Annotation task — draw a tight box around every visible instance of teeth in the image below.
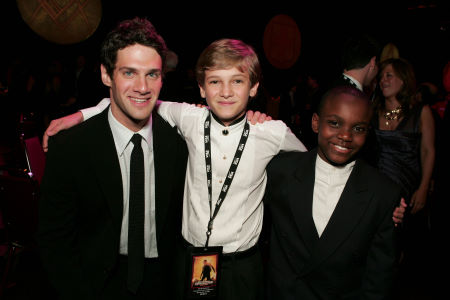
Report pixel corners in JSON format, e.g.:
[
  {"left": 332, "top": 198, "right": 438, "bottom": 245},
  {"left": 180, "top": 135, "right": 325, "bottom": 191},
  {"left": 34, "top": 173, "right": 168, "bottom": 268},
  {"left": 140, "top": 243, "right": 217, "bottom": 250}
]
[
  {"left": 335, "top": 145, "right": 349, "bottom": 150},
  {"left": 130, "top": 97, "right": 148, "bottom": 103}
]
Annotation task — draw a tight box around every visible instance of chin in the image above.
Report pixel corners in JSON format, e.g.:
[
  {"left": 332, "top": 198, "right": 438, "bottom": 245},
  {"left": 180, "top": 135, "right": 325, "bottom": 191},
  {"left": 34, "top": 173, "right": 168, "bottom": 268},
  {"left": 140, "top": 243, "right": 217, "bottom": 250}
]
[{"left": 327, "top": 154, "right": 355, "bottom": 166}]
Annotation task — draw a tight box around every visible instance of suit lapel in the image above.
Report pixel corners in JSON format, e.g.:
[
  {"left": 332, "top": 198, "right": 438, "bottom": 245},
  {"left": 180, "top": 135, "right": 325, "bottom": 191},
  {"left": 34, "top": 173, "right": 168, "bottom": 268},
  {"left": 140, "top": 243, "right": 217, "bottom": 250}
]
[
  {"left": 289, "top": 150, "right": 319, "bottom": 254},
  {"left": 88, "top": 111, "right": 180, "bottom": 241},
  {"left": 89, "top": 109, "right": 124, "bottom": 233},
  {"left": 300, "top": 159, "right": 371, "bottom": 275}
]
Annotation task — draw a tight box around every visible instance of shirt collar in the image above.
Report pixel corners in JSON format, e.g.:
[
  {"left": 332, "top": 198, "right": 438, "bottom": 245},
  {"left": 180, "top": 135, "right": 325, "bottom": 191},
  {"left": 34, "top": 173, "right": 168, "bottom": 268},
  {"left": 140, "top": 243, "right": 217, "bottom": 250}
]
[
  {"left": 210, "top": 111, "right": 247, "bottom": 127},
  {"left": 108, "top": 107, "right": 153, "bottom": 156},
  {"left": 210, "top": 112, "right": 247, "bottom": 135},
  {"left": 343, "top": 74, "right": 363, "bottom": 91},
  {"left": 315, "top": 154, "right": 355, "bottom": 177}
]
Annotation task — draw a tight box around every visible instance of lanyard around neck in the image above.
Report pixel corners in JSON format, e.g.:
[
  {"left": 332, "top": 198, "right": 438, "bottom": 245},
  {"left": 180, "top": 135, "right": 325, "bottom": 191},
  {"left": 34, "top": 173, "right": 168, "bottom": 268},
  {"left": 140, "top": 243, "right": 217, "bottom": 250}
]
[{"left": 203, "top": 113, "right": 250, "bottom": 247}]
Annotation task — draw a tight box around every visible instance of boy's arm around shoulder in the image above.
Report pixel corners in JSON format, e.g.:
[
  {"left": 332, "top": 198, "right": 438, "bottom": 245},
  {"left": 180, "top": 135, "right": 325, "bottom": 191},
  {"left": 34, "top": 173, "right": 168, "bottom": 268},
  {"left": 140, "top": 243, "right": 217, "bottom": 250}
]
[
  {"left": 256, "top": 119, "right": 308, "bottom": 153},
  {"left": 156, "top": 100, "right": 205, "bottom": 132}
]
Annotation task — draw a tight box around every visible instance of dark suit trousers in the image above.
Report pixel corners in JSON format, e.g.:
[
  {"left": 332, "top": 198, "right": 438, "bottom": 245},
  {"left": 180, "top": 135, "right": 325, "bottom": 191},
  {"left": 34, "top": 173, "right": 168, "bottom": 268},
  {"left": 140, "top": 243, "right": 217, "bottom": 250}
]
[{"left": 100, "top": 255, "right": 165, "bottom": 300}]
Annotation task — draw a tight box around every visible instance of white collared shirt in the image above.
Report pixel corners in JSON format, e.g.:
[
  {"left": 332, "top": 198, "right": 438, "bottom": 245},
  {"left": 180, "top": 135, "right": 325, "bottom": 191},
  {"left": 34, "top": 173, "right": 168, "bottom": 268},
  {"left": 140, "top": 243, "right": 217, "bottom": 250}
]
[
  {"left": 83, "top": 99, "right": 307, "bottom": 253},
  {"left": 107, "top": 107, "right": 158, "bottom": 258},
  {"left": 312, "top": 154, "right": 355, "bottom": 237}
]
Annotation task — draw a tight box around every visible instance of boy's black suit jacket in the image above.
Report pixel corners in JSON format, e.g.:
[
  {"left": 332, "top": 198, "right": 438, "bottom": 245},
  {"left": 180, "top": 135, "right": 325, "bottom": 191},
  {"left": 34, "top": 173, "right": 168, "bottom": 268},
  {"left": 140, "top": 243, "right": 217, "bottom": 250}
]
[{"left": 265, "top": 149, "right": 400, "bottom": 300}]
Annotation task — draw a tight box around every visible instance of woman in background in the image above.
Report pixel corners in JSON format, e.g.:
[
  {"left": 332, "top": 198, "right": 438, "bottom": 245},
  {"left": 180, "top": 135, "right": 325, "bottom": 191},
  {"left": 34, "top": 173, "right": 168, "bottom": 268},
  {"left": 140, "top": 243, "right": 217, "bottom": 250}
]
[{"left": 372, "top": 58, "right": 435, "bottom": 293}]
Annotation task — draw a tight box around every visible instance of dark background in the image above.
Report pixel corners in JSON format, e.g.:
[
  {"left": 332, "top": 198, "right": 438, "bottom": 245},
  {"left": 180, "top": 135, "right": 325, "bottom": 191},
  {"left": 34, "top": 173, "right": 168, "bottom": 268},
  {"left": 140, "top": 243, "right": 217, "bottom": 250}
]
[
  {"left": 1, "top": 0, "right": 449, "bottom": 95},
  {"left": 0, "top": 1, "right": 447, "bottom": 299}
]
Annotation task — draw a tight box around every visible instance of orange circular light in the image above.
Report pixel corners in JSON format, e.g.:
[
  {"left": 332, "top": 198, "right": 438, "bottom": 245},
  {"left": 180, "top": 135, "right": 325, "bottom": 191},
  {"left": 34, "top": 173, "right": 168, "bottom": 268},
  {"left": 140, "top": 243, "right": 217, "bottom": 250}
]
[{"left": 263, "top": 14, "right": 301, "bottom": 70}]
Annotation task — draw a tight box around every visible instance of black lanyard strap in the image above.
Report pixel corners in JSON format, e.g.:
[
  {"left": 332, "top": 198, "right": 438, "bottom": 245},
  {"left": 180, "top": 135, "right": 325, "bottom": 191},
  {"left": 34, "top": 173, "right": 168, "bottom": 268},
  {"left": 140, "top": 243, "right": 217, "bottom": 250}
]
[{"left": 204, "top": 113, "right": 250, "bottom": 247}]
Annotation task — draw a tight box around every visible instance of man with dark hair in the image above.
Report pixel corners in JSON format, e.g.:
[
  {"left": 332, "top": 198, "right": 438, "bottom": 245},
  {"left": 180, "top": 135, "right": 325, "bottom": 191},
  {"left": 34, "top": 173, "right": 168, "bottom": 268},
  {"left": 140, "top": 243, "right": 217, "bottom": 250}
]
[
  {"left": 332, "top": 33, "right": 382, "bottom": 96},
  {"left": 38, "top": 17, "right": 188, "bottom": 300}
]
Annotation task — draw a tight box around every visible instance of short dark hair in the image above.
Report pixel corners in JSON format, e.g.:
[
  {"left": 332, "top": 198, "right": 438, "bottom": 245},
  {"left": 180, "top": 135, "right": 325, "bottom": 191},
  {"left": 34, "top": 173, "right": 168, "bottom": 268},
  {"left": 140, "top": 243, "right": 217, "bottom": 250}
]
[
  {"left": 317, "top": 85, "right": 370, "bottom": 116},
  {"left": 100, "top": 17, "right": 167, "bottom": 78},
  {"left": 340, "top": 34, "right": 381, "bottom": 71}
]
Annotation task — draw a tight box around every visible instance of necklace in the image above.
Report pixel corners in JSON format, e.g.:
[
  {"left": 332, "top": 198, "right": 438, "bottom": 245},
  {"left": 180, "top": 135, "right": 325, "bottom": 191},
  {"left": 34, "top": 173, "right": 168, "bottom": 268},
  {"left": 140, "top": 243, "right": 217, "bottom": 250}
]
[{"left": 383, "top": 106, "right": 402, "bottom": 126}]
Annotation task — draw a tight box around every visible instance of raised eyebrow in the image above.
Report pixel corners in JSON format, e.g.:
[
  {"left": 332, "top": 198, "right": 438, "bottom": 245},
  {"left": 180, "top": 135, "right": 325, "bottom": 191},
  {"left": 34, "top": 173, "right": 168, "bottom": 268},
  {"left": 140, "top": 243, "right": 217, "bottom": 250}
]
[
  {"left": 232, "top": 74, "right": 247, "bottom": 80},
  {"left": 323, "top": 114, "right": 341, "bottom": 120},
  {"left": 118, "top": 67, "right": 136, "bottom": 72},
  {"left": 148, "top": 68, "right": 162, "bottom": 74},
  {"left": 205, "top": 76, "right": 220, "bottom": 82},
  {"left": 117, "top": 67, "right": 161, "bottom": 73},
  {"left": 354, "top": 121, "right": 370, "bottom": 127}
]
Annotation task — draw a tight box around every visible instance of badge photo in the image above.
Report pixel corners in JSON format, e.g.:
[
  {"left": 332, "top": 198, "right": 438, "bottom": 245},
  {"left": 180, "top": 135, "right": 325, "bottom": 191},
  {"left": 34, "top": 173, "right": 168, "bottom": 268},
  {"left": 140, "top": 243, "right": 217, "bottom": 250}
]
[{"left": 186, "top": 246, "right": 222, "bottom": 299}]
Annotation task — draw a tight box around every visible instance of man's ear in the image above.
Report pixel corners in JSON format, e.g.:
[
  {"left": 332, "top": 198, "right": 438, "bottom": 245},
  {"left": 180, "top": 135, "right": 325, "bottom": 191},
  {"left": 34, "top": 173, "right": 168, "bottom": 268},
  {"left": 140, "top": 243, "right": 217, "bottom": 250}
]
[
  {"left": 369, "top": 56, "right": 377, "bottom": 69},
  {"left": 311, "top": 113, "right": 319, "bottom": 134},
  {"left": 101, "top": 65, "right": 112, "bottom": 87}
]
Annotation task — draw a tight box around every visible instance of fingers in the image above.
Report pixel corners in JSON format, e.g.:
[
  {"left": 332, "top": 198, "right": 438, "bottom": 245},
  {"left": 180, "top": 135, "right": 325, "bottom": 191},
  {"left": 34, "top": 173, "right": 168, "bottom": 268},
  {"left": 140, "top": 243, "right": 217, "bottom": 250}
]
[
  {"left": 400, "top": 198, "right": 407, "bottom": 207},
  {"left": 41, "top": 112, "right": 84, "bottom": 152},
  {"left": 247, "top": 110, "right": 256, "bottom": 124},
  {"left": 392, "top": 198, "right": 407, "bottom": 226},
  {"left": 247, "top": 110, "right": 272, "bottom": 125},
  {"left": 259, "top": 113, "right": 272, "bottom": 123},
  {"left": 42, "top": 119, "right": 60, "bottom": 152},
  {"left": 42, "top": 132, "right": 49, "bottom": 152}
]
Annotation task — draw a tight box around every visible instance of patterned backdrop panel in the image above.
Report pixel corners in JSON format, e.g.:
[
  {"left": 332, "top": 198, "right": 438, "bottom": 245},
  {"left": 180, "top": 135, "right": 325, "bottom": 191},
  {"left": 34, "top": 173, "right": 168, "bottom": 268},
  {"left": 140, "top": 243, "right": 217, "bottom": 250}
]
[{"left": 16, "top": 0, "right": 102, "bottom": 44}]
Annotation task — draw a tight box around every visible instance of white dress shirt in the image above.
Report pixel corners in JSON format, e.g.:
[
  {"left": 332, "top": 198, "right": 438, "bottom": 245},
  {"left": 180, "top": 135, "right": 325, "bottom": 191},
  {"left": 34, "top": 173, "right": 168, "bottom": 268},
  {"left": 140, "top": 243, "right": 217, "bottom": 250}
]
[
  {"left": 82, "top": 99, "right": 307, "bottom": 253},
  {"left": 107, "top": 107, "right": 158, "bottom": 258},
  {"left": 312, "top": 154, "right": 355, "bottom": 237},
  {"left": 157, "top": 101, "right": 307, "bottom": 253}
]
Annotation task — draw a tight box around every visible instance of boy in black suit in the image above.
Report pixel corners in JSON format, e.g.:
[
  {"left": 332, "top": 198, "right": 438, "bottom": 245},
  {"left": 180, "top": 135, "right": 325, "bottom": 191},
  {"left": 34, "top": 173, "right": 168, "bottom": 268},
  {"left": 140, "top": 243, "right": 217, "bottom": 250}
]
[{"left": 265, "top": 86, "right": 401, "bottom": 300}]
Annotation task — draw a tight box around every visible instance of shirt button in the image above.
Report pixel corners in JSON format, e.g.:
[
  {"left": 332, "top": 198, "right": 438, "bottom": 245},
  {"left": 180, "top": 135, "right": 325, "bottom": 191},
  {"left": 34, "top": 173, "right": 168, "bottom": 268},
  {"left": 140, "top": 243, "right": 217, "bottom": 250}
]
[{"left": 219, "top": 179, "right": 223, "bottom": 184}]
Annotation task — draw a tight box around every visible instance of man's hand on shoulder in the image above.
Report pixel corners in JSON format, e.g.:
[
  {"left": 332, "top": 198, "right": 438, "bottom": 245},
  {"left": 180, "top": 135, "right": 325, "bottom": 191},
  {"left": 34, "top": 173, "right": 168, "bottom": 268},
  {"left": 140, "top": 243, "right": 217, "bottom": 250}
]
[
  {"left": 42, "top": 111, "right": 84, "bottom": 152},
  {"left": 247, "top": 110, "right": 272, "bottom": 125}
]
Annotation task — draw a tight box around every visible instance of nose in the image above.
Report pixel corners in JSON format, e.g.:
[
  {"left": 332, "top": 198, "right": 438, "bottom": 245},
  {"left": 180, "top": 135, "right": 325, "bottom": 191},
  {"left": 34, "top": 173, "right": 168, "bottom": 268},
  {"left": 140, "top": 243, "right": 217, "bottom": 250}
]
[
  {"left": 337, "top": 127, "right": 352, "bottom": 142},
  {"left": 220, "top": 82, "right": 233, "bottom": 98},
  {"left": 135, "top": 76, "right": 150, "bottom": 94}
]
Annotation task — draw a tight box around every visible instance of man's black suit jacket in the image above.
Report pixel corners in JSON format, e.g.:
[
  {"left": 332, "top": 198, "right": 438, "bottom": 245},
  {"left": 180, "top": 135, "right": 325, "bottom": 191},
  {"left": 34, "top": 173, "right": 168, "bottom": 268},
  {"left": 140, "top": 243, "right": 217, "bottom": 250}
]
[
  {"left": 38, "top": 108, "right": 188, "bottom": 299},
  {"left": 265, "top": 150, "right": 400, "bottom": 300}
]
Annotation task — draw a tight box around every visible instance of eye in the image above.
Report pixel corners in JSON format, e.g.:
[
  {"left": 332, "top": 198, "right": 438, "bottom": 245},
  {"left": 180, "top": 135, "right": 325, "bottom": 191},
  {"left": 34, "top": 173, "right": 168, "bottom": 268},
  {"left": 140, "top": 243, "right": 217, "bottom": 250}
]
[
  {"left": 327, "top": 120, "right": 339, "bottom": 128},
  {"left": 148, "top": 71, "right": 161, "bottom": 79},
  {"left": 208, "top": 80, "right": 219, "bottom": 85},
  {"left": 124, "top": 70, "right": 134, "bottom": 77},
  {"left": 233, "top": 79, "right": 244, "bottom": 84},
  {"left": 353, "top": 125, "right": 368, "bottom": 133}
]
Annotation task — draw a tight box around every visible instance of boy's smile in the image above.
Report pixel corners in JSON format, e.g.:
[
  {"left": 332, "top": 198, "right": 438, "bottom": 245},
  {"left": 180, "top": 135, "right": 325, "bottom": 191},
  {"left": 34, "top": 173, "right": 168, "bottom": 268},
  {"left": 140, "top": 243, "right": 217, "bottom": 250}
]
[
  {"left": 312, "top": 93, "right": 371, "bottom": 166},
  {"left": 199, "top": 67, "right": 259, "bottom": 126}
]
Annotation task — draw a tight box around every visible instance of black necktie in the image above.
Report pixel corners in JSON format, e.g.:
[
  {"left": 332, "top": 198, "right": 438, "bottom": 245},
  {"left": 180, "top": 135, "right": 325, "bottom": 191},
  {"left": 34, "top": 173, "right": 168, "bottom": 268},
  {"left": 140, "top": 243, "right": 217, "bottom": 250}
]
[{"left": 127, "top": 134, "right": 145, "bottom": 293}]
